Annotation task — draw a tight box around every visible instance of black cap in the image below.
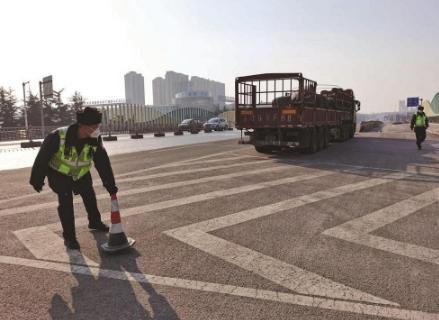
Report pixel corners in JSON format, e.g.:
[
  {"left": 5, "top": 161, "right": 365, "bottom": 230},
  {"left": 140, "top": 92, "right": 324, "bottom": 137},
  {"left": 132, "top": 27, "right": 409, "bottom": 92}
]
[
  {"left": 76, "top": 107, "right": 102, "bottom": 125},
  {"left": 418, "top": 105, "right": 424, "bottom": 110}
]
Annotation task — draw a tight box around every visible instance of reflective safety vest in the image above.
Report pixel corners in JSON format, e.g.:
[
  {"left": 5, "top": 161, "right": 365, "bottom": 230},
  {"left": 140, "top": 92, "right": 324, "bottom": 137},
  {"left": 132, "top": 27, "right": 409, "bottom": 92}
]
[
  {"left": 49, "top": 126, "right": 97, "bottom": 181},
  {"left": 415, "top": 114, "right": 427, "bottom": 127}
]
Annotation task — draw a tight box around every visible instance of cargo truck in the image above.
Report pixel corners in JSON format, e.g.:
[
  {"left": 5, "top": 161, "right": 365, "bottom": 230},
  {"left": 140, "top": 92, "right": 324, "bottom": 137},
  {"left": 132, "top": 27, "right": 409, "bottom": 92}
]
[{"left": 235, "top": 73, "right": 361, "bottom": 153}]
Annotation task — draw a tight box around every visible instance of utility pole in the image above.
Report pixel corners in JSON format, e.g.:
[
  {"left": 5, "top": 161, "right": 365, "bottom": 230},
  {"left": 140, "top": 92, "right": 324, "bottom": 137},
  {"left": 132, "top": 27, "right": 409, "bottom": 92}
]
[
  {"left": 39, "top": 81, "right": 46, "bottom": 138},
  {"left": 22, "top": 82, "right": 29, "bottom": 137}
]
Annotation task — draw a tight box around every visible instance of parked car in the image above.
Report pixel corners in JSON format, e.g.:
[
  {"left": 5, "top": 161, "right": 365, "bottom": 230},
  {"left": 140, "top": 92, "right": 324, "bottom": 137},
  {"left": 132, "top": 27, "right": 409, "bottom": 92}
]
[
  {"left": 203, "top": 117, "right": 228, "bottom": 131},
  {"left": 177, "top": 119, "right": 203, "bottom": 132}
]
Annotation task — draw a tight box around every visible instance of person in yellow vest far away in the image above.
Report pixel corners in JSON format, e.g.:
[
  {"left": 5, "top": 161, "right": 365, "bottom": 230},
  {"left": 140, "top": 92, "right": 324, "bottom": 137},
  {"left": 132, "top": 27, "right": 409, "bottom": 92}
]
[
  {"left": 410, "top": 105, "right": 429, "bottom": 150},
  {"left": 29, "top": 107, "right": 118, "bottom": 250}
]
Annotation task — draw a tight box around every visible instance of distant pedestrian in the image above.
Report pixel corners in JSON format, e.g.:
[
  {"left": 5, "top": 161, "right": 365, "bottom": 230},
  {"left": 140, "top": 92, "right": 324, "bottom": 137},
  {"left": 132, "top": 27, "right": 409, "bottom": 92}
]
[
  {"left": 410, "top": 106, "right": 429, "bottom": 150},
  {"left": 29, "top": 107, "right": 118, "bottom": 250}
]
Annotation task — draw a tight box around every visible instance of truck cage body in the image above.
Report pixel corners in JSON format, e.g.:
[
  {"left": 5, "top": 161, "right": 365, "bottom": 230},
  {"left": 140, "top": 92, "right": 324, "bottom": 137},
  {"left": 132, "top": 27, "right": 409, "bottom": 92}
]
[
  {"left": 235, "top": 73, "right": 357, "bottom": 130},
  {"left": 234, "top": 73, "right": 359, "bottom": 152}
]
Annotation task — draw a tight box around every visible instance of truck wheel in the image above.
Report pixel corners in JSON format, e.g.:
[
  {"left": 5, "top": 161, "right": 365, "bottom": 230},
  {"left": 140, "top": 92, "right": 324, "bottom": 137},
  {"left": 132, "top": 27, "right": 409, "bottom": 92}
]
[
  {"left": 318, "top": 127, "right": 325, "bottom": 150},
  {"left": 339, "top": 125, "right": 347, "bottom": 141},
  {"left": 323, "top": 127, "right": 329, "bottom": 148},
  {"left": 255, "top": 146, "right": 273, "bottom": 154},
  {"left": 307, "top": 128, "right": 318, "bottom": 153},
  {"left": 349, "top": 124, "right": 355, "bottom": 138},
  {"left": 344, "top": 124, "right": 351, "bottom": 140}
]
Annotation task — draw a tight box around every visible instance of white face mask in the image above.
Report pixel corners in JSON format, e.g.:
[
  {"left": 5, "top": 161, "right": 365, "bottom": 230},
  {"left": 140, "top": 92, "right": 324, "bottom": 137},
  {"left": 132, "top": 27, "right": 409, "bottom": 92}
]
[{"left": 89, "top": 127, "right": 100, "bottom": 138}]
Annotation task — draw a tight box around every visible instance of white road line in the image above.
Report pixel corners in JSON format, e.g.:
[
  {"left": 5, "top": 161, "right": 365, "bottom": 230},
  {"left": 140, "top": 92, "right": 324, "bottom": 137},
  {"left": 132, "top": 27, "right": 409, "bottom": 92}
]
[
  {"left": 164, "top": 172, "right": 409, "bottom": 305},
  {"left": 323, "top": 187, "right": 439, "bottom": 265},
  {"left": 39, "top": 171, "right": 333, "bottom": 231},
  {"left": 13, "top": 171, "right": 334, "bottom": 277},
  {"left": 1, "top": 255, "right": 438, "bottom": 320},
  {"left": 0, "top": 160, "right": 284, "bottom": 217},
  {"left": 117, "top": 159, "right": 273, "bottom": 183},
  {"left": 115, "top": 153, "right": 249, "bottom": 178},
  {"left": 167, "top": 229, "right": 396, "bottom": 305},
  {"left": 13, "top": 226, "right": 98, "bottom": 266},
  {"left": 168, "top": 172, "right": 411, "bottom": 234},
  {"left": 0, "top": 153, "right": 251, "bottom": 205},
  {"left": 0, "top": 190, "right": 53, "bottom": 205}
]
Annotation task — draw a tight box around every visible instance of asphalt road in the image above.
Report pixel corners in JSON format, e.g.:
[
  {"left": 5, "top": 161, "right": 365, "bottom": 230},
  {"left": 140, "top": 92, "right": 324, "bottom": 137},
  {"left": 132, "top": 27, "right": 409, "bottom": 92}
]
[{"left": 1, "top": 124, "right": 439, "bottom": 319}]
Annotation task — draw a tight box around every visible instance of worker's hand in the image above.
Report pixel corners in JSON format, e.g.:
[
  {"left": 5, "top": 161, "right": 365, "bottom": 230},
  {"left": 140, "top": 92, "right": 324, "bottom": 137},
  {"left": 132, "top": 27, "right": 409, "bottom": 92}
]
[
  {"left": 106, "top": 185, "right": 118, "bottom": 195},
  {"left": 31, "top": 183, "right": 43, "bottom": 193}
]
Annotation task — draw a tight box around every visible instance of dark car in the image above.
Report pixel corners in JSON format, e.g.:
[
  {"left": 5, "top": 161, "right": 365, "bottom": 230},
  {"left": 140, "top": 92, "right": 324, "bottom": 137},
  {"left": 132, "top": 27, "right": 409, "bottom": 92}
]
[
  {"left": 203, "top": 117, "right": 228, "bottom": 132},
  {"left": 177, "top": 119, "right": 203, "bottom": 133}
]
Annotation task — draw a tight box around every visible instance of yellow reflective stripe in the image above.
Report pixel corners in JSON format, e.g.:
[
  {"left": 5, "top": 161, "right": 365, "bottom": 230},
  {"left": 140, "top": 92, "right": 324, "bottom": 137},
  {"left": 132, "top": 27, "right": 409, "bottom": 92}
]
[
  {"left": 58, "top": 163, "right": 70, "bottom": 175},
  {"left": 50, "top": 126, "right": 94, "bottom": 179},
  {"left": 61, "top": 159, "right": 91, "bottom": 166}
]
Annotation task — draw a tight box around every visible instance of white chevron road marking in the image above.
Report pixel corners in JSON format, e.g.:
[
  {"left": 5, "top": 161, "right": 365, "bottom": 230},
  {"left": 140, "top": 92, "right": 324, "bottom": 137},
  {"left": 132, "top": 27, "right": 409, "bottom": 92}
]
[
  {"left": 164, "top": 172, "right": 409, "bottom": 306},
  {"left": 323, "top": 187, "right": 439, "bottom": 265}
]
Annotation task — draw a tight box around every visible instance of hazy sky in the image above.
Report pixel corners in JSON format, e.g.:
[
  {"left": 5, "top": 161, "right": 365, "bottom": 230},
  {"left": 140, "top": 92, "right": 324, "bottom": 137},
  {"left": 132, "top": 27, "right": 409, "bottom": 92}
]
[{"left": 1, "top": 0, "right": 438, "bottom": 113}]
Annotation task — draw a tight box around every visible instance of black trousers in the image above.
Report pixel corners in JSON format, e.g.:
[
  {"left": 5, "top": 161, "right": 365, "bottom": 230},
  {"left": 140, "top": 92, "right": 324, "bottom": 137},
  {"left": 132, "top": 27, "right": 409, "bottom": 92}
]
[
  {"left": 48, "top": 169, "right": 103, "bottom": 240},
  {"left": 414, "top": 127, "right": 427, "bottom": 145}
]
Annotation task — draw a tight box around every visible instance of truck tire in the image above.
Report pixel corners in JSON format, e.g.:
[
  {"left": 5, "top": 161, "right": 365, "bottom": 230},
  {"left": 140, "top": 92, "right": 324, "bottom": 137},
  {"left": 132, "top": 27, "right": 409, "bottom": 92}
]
[
  {"left": 255, "top": 146, "right": 273, "bottom": 154},
  {"left": 349, "top": 123, "right": 355, "bottom": 138},
  {"left": 317, "top": 127, "right": 325, "bottom": 150},
  {"left": 339, "top": 124, "right": 348, "bottom": 141},
  {"left": 307, "top": 128, "right": 318, "bottom": 153},
  {"left": 323, "top": 127, "right": 329, "bottom": 148}
]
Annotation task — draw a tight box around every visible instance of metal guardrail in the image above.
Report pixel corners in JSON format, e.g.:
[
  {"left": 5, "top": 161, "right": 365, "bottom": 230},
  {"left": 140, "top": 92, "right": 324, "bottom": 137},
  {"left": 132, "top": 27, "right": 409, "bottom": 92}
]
[
  {"left": 0, "top": 127, "right": 59, "bottom": 141},
  {"left": 0, "top": 110, "right": 236, "bottom": 142}
]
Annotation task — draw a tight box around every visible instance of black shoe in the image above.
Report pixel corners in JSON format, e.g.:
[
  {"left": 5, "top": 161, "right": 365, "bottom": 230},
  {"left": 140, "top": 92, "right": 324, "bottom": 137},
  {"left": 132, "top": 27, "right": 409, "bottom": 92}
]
[
  {"left": 64, "top": 238, "right": 80, "bottom": 250},
  {"left": 417, "top": 142, "right": 421, "bottom": 150},
  {"left": 88, "top": 222, "right": 110, "bottom": 232}
]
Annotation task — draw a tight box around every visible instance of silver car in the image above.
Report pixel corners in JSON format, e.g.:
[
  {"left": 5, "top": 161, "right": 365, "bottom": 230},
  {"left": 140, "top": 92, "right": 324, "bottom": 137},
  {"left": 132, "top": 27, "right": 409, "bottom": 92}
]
[{"left": 203, "top": 118, "right": 228, "bottom": 131}]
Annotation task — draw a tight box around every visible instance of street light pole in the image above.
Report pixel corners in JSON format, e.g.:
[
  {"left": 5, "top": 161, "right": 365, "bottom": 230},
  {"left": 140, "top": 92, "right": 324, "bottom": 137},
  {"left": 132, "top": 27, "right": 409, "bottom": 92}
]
[
  {"left": 39, "top": 81, "right": 46, "bottom": 138},
  {"left": 22, "top": 81, "right": 29, "bottom": 135}
]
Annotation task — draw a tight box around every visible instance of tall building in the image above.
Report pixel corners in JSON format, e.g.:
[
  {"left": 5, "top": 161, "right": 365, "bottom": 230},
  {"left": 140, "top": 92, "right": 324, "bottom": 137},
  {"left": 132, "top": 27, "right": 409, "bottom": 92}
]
[
  {"left": 153, "top": 71, "right": 189, "bottom": 106},
  {"left": 124, "top": 71, "right": 145, "bottom": 105},
  {"left": 190, "top": 76, "right": 225, "bottom": 108},
  {"left": 152, "top": 71, "right": 225, "bottom": 109}
]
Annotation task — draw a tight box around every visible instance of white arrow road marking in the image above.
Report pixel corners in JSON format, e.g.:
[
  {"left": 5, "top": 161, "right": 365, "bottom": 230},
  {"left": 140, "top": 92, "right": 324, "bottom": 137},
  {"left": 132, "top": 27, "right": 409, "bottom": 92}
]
[
  {"left": 323, "top": 187, "right": 439, "bottom": 265},
  {"left": 13, "top": 226, "right": 98, "bottom": 266},
  {"left": 164, "top": 172, "right": 409, "bottom": 305},
  {"left": 1, "top": 255, "right": 438, "bottom": 319},
  {"left": 0, "top": 158, "right": 278, "bottom": 217}
]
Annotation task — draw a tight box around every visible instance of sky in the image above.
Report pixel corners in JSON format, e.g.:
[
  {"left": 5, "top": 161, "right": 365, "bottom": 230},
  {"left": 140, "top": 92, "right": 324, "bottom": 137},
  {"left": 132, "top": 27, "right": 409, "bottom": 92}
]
[{"left": 0, "top": 0, "right": 438, "bottom": 113}]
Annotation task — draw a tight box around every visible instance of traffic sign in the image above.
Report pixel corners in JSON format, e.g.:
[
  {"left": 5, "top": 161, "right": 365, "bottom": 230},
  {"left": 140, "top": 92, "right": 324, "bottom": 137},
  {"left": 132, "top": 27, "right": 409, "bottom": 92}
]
[
  {"left": 42, "top": 75, "right": 53, "bottom": 99},
  {"left": 407, "top": 97, "right": 419, "bottom": 107}
]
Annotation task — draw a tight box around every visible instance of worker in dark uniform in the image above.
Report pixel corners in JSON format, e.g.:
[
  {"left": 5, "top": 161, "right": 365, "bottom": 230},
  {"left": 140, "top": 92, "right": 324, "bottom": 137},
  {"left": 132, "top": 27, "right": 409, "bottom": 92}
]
[
  {"left": 30, "top": 107, "right": 118, "bottom": 250},
  {"left": 410, "top": 105, "right": 429, "bottom": 150}
]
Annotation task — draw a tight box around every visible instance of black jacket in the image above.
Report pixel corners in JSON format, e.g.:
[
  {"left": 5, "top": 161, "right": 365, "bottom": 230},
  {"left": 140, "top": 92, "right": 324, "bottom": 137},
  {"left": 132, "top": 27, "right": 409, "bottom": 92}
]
[
  {"left": 29, "top": 124, "right": 117, "bottom": 194},
  {"left": 411, "top": 112, "right": 429, "bottom": 129}
]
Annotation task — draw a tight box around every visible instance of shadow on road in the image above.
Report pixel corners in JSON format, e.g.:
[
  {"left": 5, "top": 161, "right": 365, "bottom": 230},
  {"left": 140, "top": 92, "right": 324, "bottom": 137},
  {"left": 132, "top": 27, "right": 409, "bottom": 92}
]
[
  {"left": 48, "top": 233, "right": 180, "bottom": 320},
  {"left": 254, "top": 136, "right": 439, "bottom": 183}
]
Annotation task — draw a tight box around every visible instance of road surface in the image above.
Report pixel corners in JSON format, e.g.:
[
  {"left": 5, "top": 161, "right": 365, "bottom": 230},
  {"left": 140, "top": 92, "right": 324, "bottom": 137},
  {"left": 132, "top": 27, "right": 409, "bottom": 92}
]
[{"left": 1, "top": 123, "right": 439, "bottom": 319}]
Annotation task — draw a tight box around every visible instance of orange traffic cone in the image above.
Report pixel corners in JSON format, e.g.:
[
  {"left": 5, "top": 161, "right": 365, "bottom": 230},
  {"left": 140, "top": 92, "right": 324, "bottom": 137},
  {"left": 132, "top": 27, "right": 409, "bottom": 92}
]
[{"left": 101, "top": 194, "right": 135, "bottom": 253}]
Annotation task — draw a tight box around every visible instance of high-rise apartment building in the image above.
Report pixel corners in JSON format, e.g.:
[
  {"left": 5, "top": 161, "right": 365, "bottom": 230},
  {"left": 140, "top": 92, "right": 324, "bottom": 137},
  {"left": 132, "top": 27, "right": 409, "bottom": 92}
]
[
  {"left": 152, "top": 71, "right": 225, "bottom": 109},
  {"left": 190, "top": 76, "right": 225, "bottom": 108},
  {"left": 124, "top": 71, "right": 145, "bottom": 105},
  {"left": 153, "top": 71, "right": 189, "bottom": 106}
]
